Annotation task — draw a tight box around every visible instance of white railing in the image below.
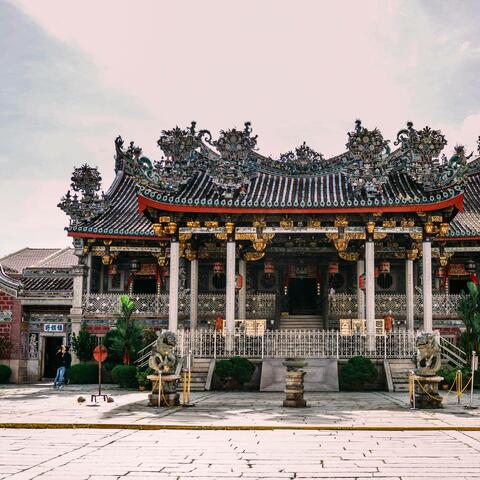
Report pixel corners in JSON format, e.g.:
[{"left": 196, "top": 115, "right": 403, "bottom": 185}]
[
  {"left": 175, "top": 329, "right": 418, "bottom": 359},
  {"left": 82, "top": 292, "right": 276, "bottom": 317},
  {"left": 330, "top": 293, "right": 462, "bottom": 317}
]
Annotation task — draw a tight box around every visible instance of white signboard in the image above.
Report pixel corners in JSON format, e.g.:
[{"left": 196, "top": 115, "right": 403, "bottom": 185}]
[{"left": 43, "top": 323, "right": 64, "bottom": 333}]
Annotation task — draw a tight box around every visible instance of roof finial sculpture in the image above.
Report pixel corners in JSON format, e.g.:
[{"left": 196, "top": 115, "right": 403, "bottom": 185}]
[
  {"left": 58, "top": 164, "right": 107, "bottom": 225},
  {"left": 156, "top": 121, "right": 211, "bottom": 191},
  {"left": 394, "top": 122, "right": 448, "bottom": 190},
  {"left": 207, "top": 122, "right": 258, "bottom": 199},
  {"left": 278, "top": 142, "right": 326, "bottom": 174},
  {"left": 344, "top": 120, "right": 391, "bottom": 198}
]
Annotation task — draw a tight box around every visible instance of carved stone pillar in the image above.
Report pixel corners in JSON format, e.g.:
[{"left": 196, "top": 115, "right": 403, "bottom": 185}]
[
  {"left": 70, "top": 263, "right": 86, "bottom": 365},
  {"left": 169, "top": 239, "right": 179, "bottom": 333},
  {"left": 356, "top": 259, "right": 365, "bottom": 320},
  {"left": 190, "top": 258, "right": 198, "bottom": 330},
  {"left": 238, "top": 259, "right": 246, "bottom": 320},
  {"left": 422, "top": 234, "right": 433, "bottom": 333},
  {"left": 365, "top": 228, "right": 375, "bottom": 349},
  {"left": 225, "top": 239, "right": 236, "bottom": 337},
  {"left": 406, "top": 257, "right": 415, "bottom": 331}
]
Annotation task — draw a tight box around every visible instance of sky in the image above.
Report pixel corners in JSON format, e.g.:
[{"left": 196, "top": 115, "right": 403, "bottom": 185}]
[{"left": 0, "top": 0, "right": 479, "bottom": 256}]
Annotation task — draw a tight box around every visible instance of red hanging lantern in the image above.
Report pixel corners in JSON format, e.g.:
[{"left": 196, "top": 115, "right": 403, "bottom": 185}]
[
  {"left": 328, "top": 262, "right": 339, "bottom": 274},
  {"left": 160, "top": 267, "right": 169, "bottom": 277},
  {"left": 436, "top": 267, "right": 447, "bottom": 278},
  {"left": 359, "top": 273, "right": 366, "bottom": 290},
  {"left": 108, "top": 264, "right": 118, "bottom": 276},
  {"left": 379, "top": 261, "right": 390, "bottom": 274},
  {"left": 213, "top": 261, "right": 224, "bottom": 274},
  {"left": 264, "top": 261, "right": 274, "bottom": 274}
]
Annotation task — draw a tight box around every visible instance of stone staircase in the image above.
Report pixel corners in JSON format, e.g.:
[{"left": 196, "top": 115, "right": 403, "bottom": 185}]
[
  {"left": 278, "top": 315, "right": 323, "bottom": 330},
  {"left": 178, "top": 358, "right": 214, "bottom": 392},
  {"left": 384, "top": 359, "right": 415, "bottom": 392}
]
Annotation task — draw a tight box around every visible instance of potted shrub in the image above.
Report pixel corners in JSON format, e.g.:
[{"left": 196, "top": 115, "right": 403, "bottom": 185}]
[
  {"left": 339, "top": 355, "right": 377, "bottom": 391},
  {"left": 0, "top": 364, "right": 12, "bottom": 384},
  {"left": 111, "top": 364, "right": 138, "bottom": 388},
  {"left": 214, "top": 356, "right": 255, "bottom": 390},
  {"left": 136, "top": 368, "right": 153, "bottom": 391}
]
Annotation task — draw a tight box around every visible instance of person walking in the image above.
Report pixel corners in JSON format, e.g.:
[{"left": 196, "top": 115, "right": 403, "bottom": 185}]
[
  {"left": 53, "top": 346, "right": 66, "bottom": 389},
  {"left": 63, "top": 346, "right": 72, "bottom": 385}
]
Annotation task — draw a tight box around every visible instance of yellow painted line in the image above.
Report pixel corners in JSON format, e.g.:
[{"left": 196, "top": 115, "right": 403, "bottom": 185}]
[{"left": 1, "top": 423, "right": 480, "bottom": 431}]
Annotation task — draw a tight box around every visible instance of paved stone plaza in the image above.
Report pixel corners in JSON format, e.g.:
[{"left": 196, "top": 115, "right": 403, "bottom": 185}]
[
  {"left": 1, "top": 384, "right": 480, "bottom": 479},
  {"left": 2, "top": 427, "right": 480, "bottom": 480},
  {"left": 0, "top": 384, "right": 479, "bottom": 428}
]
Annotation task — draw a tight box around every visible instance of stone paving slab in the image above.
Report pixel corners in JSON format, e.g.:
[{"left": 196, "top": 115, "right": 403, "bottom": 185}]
[
  {"left": 1, "top": 428, "right": 480, "bottom": 479},
  {"left": 1, "top": 383, "right": 480, "bottom": 428}
]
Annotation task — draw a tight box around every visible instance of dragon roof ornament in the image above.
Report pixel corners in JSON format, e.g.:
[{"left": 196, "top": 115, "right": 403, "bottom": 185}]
[
  {"left": 205, "top": 122, "right": 258, "bottom": 199},
  {"left": 344, "top": 120, "right": 392, "bottom": 198},
  {"left": 58, "top": 164, "right": 108, "bottom": 225}
]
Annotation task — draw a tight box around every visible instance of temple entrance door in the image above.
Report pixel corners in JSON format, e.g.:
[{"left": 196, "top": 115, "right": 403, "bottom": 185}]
[
  {"left": 288, "top": 278, "right": 317, "bottom": 315},
  {"left": 43, "top": 337, "right": 63, "bottom": 378}
]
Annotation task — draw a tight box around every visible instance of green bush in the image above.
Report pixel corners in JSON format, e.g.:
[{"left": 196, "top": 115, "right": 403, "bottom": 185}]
[
  {"left": 0, "top": 364, "right": 12, "bottom": 383},
  {"left": 69, "top": 362, "right": 99, "bottom": 384},
  {"left": 215, "top": 356, "right": 255, "bottom": 387},
  {"left": 71, "top": 322, "right": 96, "bottom": 362},
  {"left": 136, "top": 367, "right": 154, "bottom": 387},
  {"left": 112, "top": 364, "right": 138, "bottom": 388},
  {"left": 339, "top": 356, "right": 377, "bottom": 391},
  {"left": 438, "top": 365, "right": 455, "bottom": 385}
]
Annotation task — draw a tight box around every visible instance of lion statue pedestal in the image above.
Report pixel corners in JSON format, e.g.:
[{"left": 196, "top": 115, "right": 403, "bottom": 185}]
[
  {"left": 147, "top": 331, "right": 180, "bottom": 407},
  {"left": 411, "top": 332, "right": 443, "bottom": 409}
]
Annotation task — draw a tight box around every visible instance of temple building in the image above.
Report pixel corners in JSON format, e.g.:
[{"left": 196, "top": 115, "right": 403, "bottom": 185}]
[
  {"left": 56, "top": 121, "right": 480, "bottom": 340},
  {"left": 2, "top": 120, "right": 480, "bottom": 381}
]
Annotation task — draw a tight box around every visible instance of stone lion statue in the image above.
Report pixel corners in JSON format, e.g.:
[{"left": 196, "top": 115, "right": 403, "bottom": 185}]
[
  {"left": 148, "top": 331, "right": 177, "bottom": 375},
  {"left": 413, "top": 332, "right": 441, "bottom": 376}
]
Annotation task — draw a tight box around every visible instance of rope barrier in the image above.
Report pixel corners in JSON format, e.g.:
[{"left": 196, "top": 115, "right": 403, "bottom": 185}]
[{"left": 409, "top": 369, "right": 475, "bottom": 408}]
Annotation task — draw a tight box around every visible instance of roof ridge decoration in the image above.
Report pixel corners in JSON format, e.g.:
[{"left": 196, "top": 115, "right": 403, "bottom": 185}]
[
  {"left": 275, "top": 142, "right": 327, "bottom": 175},
  {"left": 156, "top": 122, "right": 212, "bottom": 191},
  {"left": 58, "top": 164, "right": 108, "bottom": 226},
  {"left": 205, "top": 122, "right": 258, "bottom": 199},
  {"left": 394, "top": 122, "right": 469, "bottom": 191},
  {"left": 344, "top": 120, "right": 392, "bottom": 198}
]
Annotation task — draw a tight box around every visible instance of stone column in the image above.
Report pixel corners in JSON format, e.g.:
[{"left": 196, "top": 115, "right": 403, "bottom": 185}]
[
  {"left": 238, "top": 258, "right": 246, "bottom": 320},
  {"left": 85, "top": 252, "right": 92, "bottom": 294},
  {"left": 422, "top": 233, "right": 433, "bottom": 333},
  {"left": 190, "top": 257, "right": 198, "bottom": 330},
  {"left": 168, "top": 239, "right": 179, "bottom": 333},
  {"left": 70, "top": 264, "right": 85, "bottom": 364},
  {"left": 365, "top": 232, "right": 375, "bottom": 349},
  {"left": 225, "top": 239, "right": 236, "bottom": 337},
  {"left": 356, "top": 259, "right": 365, "bottom": 319},
  {"left": 405, "top": 257, "right": 415, "bottom": 331}
]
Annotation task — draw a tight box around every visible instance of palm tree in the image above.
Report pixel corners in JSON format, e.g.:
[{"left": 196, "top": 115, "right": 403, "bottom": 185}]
[{"left": 109, "top": 295, "right": 143, "bottom": 365}]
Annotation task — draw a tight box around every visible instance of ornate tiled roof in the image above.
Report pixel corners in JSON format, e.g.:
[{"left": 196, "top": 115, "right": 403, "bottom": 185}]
[
  {"left": 0, "top": 264, "right": 21, "bottom": 297},
  {"left": 449, "top": 159, "right": 480, "bottom": 238},
  {"left": 0, "top": 248, "right": 60, "bottom": 274},
  {"left": 61, "top": 122, "right": 477, "bottom": 239},
  {"left": 69, "top": 173, "right": 154, "bottom": 237},
  {"left": 137, "top": 169, "right": 463, "bottom": 210}
]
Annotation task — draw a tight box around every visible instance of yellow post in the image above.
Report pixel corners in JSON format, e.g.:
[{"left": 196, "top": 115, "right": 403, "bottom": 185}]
[{"left": 456, "top": 370, "right": 462, "bottom": 405}]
